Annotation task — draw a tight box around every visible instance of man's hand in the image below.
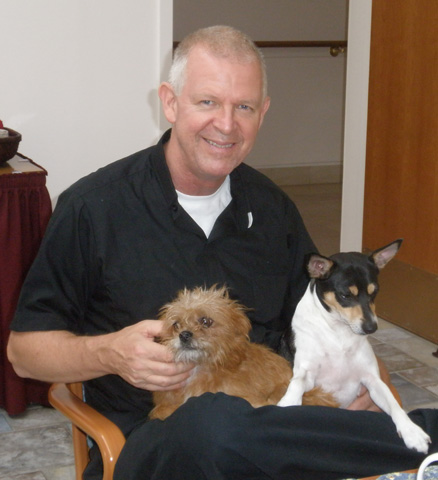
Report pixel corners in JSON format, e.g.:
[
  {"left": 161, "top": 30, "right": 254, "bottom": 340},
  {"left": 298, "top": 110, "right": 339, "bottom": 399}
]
[
  {"left": 347, "top": 385, "right": 381, "bottom": 412},
  {"left": 100, "top": 320, "right": 194, "bottom": 391},
  {"left": 8, "top": 320, "right": 194, "bottom": 391}
]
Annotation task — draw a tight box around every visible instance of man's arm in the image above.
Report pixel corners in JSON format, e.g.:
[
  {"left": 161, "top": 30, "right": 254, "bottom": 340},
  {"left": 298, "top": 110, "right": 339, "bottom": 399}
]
[{"left": 7, "top": 321, "right": 193, "bottom": 391}]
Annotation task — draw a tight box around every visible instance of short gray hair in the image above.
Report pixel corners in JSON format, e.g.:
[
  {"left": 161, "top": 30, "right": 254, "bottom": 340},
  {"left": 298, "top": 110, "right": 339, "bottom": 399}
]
[{"left": 169, "top": 25, "right": 268, "bottom": 98}]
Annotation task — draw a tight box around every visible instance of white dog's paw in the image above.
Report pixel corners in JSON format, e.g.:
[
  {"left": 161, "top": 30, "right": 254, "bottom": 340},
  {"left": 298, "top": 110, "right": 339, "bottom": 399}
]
[
  {"left": 398, "top": 421, "right": 431, "bottom": 454},
  {"left": 277, "top": 392, "right": 302, "bottom": 407}
]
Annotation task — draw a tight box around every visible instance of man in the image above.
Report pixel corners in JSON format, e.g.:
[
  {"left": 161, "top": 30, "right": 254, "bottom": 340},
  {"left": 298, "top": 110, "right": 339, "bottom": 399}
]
[{"left": 8, "top": 26, "right": 437, "bottom": 479}]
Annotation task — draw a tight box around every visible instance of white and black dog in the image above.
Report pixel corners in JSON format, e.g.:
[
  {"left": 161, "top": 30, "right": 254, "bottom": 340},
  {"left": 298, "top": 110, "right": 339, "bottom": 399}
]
[{"left": 278, "top": 239, "right": 431, "bottom": 453}]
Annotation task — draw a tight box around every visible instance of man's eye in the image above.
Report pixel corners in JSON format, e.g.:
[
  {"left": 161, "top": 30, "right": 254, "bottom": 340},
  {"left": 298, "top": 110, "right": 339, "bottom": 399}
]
[
  {"left": 238, "top": 104, "right": 251, "bottom": 111},
  {"left": 200, "top": 100, "right": 214, "bottom": 106},
  {"left": 198, "top": 316, "right": 214, "bottom": 328}
]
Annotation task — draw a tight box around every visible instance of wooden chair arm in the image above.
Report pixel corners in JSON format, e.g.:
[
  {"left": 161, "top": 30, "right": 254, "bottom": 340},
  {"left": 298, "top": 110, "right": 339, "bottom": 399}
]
[{"left": 49, "top": 383, "right": 125, "bottom": 480}]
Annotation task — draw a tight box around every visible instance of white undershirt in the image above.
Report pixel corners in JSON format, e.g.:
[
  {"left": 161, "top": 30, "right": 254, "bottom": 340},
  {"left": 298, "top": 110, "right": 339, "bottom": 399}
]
[{"left": 176, "top": 176, "right": 232, "bottom": 237}]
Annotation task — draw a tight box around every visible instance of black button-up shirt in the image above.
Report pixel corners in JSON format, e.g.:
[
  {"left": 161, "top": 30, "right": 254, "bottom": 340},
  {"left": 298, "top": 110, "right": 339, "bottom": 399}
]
[{"left": 12, "top": 129, "right": 315, "bottom": 420}]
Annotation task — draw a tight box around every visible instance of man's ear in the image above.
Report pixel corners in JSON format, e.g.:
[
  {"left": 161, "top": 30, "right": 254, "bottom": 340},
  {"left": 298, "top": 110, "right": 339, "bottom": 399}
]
[
  {"left": 258, "top": 96, "right": 271, "bottom": 129},
  {"left": 158, "top": 82, "right": 177, "bottom": 124}
]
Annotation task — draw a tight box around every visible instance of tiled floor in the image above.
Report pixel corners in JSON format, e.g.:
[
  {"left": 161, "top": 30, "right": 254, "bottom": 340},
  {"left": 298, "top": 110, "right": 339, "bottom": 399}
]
[{"left": 1, "top": 183, "right": 437, "bottom": 479}]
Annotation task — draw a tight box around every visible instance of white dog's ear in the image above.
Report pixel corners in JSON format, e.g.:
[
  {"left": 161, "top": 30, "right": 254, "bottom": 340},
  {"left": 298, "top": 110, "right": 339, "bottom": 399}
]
[
  {"left": 371, "top": 239, "right": 403, "bottom": 270},
  {"left": 307, "top": 254, "right": 334, "bottom": 279}
]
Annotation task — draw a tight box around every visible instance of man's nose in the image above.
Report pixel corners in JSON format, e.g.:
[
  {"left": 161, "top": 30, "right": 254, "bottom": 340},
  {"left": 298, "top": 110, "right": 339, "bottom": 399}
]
[{"left": 214, "top": 106, "right": 235, "bottom": 134}]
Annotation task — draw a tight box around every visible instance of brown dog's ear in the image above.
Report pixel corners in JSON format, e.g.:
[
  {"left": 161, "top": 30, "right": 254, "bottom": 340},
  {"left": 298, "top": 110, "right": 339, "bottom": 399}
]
[
  {"left": 307, "top": 254, "right": 334, "bottom": 279},
  {"left": 371, "top": 239, "right": 403, "bottom": 270}
]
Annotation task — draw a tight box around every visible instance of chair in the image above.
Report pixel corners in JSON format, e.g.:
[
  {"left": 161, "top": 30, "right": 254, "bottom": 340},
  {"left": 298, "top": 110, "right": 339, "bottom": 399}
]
[{"left": 48, "top": 382, "right": 125, "bottom": 480}]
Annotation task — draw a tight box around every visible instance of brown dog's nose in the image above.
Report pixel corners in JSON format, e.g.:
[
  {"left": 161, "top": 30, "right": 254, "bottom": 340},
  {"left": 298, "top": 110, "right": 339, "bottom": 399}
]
[{"left": 179, "top": 331, "right": 193, "bottom": 343}]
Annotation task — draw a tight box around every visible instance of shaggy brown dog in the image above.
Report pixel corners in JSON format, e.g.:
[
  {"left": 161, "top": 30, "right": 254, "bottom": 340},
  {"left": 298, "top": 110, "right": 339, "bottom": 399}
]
[{"left": 150, "top": 286, "right": 336, "bottom": 420}]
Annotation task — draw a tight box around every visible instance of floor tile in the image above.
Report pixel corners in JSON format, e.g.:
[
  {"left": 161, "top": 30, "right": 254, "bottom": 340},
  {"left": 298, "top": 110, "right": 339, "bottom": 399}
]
[
  {"left": 368, "top": 336, "right": 383, "bottom": 346},
  {"left": 390, "top": 373, "right": 438, "bottom": 410},
  {"left": 0, "top": 473, "right": 46, "bottom": 480},
  {"left": 5, "top": 406, "right": 68, "bottom": 432},
  {"left": 41, "top": 465, "right": 75, "bottom": 480},
  {"left": 392, "top": 337, "right": 438, "bottom": 368},
  {"left": 372, "top": 327, "right": 415, "bottom": 343},
  {"left": 382, "top": 353, "right": 424, "bottom": 372},
  {"left": 399, "top": 366, "right": 438, "bottom": 387},
  {"left": 0, "top": 425, "right": 74, "bottom": 477},
  {"left": 426, "top": 384, "right": 438, "bottom": 397},
  {"left": 372, "top": 343, "right": 404, "bottom": 358},
  {"left": 0, "top": 413, "right": 12, "bottom": 433}
]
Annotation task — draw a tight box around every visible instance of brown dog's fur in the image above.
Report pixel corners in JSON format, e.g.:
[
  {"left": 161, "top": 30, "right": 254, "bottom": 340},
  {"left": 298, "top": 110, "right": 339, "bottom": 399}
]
[{"left": 150, "top": 286, "right": 337, "bottom": 420}]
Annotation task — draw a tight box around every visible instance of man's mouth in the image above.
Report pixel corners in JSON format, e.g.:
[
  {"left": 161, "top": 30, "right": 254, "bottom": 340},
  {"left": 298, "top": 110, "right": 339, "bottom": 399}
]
[{"left": 206, "top": 139, "right": 234, "bottom": 149}]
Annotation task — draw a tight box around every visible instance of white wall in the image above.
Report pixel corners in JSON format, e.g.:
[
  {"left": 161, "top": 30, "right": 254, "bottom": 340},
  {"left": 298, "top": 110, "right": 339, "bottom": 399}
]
[
  {"left": 0, "top": 0, "right": 172, "bottom": 202},
  {"left": 249, "top": 47, "right": 346, "bottom": 170}
]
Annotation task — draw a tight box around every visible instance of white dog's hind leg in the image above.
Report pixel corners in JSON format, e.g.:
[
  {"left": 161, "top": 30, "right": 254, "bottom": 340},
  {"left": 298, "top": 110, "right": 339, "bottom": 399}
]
[{"left": 364, "top": 376, "right": 431, "bottom": 453}]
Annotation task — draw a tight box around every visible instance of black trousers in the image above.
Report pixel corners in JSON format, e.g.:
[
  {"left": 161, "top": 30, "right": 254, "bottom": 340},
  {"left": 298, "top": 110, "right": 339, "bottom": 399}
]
[{"left": 107, "top": 393, "right": 437, "bottom": 480}]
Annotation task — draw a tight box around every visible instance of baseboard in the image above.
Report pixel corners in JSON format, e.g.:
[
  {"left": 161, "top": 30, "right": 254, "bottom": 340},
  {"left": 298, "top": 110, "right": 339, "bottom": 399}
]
[
  {"left": 376, "top": 259, "right": 438, "bottom": 344},
  {"left": 257, "top": 165, "right": 342, "bottom": 186}
]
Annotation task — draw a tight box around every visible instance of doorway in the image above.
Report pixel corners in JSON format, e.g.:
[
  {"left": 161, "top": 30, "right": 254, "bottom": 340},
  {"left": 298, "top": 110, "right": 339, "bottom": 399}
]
[{"left": 173, "top": 0, "right": 348, "bottom": 255}]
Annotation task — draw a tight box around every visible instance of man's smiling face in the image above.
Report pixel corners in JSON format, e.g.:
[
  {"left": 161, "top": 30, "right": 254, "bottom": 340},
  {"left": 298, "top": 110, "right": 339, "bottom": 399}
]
[{"left": 160, "top": 45, "right": 270, "bottom": 195}]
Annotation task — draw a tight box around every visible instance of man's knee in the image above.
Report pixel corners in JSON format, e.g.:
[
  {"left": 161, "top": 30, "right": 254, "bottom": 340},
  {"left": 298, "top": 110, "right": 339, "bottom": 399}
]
[
  {"left": 115, "top": 393, "right": 251, "bottom": 480},
  {"left": 163, "top": 393, "right": 249, "bottom": 454}
]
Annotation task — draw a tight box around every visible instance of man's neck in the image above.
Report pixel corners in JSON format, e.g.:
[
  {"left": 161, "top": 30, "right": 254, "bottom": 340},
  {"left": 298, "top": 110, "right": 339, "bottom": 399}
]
[{"left": 164, "top": 142, "right": 226, "bottom": 196}]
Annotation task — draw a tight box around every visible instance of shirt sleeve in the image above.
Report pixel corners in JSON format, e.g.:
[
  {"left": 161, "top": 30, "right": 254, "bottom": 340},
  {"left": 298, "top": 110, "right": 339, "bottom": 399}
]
[{"left": 10, "top": 189, "right": 97, "bottom": 334}]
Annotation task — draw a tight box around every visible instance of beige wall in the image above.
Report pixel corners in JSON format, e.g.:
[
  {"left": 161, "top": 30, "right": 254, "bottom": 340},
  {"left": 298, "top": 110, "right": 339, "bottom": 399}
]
[
  {"left": 174, "top": 0, "right": 347, "bottom": 42},
  {"left": 1, "top": 0, "right": 172, "bottom": 202}
]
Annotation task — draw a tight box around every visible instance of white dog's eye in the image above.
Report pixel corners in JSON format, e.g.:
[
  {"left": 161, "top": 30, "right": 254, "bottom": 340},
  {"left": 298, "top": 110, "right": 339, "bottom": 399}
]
[
  {"left": 198, "top": 316, "right": 214, "bottom": 328},
  {"left": 339, "top": 292, "right": 352, "bottom": 300}
]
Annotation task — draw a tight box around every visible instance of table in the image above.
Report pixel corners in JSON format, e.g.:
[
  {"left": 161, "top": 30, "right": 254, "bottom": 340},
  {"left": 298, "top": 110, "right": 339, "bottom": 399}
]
[{"left": 0, "top": 154, "right": 52, "bottom": 415}]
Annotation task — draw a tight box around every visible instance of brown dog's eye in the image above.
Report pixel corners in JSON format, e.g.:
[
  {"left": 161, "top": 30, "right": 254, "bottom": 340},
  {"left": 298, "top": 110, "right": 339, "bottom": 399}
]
[
  {"left": 198, "top": 316, "right": 214, "bottom": 328},
  {"left": 172, "top": 321, "right": 180, "bottom": 331}
]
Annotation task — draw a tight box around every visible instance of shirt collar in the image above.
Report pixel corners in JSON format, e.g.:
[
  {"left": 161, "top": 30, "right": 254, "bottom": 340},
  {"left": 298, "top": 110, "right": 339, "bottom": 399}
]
[
  {"left": 150, "top": 129, "right": 179, "bottom": 211},
  {"left": 151, "top": 129, "right": 254, "bottom": 235}
]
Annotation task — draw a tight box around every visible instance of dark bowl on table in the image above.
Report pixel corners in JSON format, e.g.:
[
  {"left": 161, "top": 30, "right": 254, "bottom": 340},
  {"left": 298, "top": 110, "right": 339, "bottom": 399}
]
[{"left": 0, "top": 128, "right": 22, "bottom": 166}]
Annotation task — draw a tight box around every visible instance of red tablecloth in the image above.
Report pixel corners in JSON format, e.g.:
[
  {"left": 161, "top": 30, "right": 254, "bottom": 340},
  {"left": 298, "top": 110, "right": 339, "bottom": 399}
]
[{"left": 0, "top": 154, "right": 52, "bottom": 415}]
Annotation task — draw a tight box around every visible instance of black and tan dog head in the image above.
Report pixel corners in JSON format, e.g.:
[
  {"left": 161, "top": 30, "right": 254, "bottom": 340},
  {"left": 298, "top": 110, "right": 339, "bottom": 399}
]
[
  {"left": 307, "top": 239, "right": 402, "bottom": 335},
  {"left": 157, "top": 285, "right": 251, "bottom": 367}
]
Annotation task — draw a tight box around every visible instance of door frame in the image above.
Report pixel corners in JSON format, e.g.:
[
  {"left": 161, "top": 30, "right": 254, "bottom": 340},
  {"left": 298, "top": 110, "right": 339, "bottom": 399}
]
[{"left": 340, "top": 0, "right": 372, "bottom": 252}]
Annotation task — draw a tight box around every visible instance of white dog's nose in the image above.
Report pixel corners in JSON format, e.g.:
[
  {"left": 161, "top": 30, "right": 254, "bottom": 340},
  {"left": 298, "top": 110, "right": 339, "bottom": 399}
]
[{"left": 362, "top": 318, "right": 377, "bottom": 335}]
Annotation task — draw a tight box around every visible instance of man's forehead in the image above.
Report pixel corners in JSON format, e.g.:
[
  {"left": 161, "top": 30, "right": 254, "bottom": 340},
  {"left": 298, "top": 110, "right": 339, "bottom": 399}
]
[
  {"left": 184, "top": 47, "right": 264, "bottom": 96},
  {"left": 186, "top": 45, "right": 260, "bottom": 73}
]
